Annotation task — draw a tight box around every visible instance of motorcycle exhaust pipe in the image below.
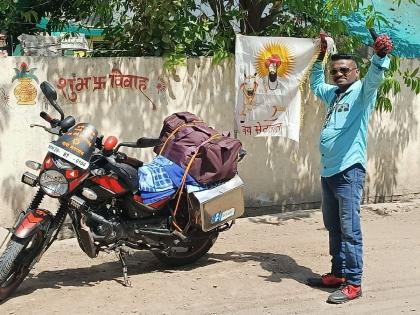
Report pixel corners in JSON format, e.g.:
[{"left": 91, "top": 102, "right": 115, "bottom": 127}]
[
  {"left": 69, "top": 196, "right": 120, "bottom": 241},
  {"left": 70, "top": 196, "right": 112, "bottom": 228},
  {"left": 129, "top": 227, "right": 186, "bottom": 241}
]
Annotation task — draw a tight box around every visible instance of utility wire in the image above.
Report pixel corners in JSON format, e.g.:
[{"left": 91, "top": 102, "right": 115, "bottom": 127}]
[{"left": 18, "top": 0, "right": 52, "bottom": 8}]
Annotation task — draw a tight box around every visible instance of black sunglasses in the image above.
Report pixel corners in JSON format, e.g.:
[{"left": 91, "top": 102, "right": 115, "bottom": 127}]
[{"left": 329, "top": 67, "right": 357, "bottom": 75}]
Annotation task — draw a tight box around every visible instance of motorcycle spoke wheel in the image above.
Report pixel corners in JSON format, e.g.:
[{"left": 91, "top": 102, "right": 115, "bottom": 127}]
[{"left": 0, "top": 231, "right": 44, "bottom": 301}]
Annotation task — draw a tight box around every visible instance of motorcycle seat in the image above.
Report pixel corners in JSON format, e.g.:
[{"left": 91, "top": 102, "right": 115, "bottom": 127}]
[{"left": 121, "top": 157, "right": 143, "bottom": 169}]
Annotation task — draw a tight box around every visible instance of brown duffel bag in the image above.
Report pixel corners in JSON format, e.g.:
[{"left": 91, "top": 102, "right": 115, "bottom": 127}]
[{"left": 154, "top": 112, "right": 242, "bottom": 184}]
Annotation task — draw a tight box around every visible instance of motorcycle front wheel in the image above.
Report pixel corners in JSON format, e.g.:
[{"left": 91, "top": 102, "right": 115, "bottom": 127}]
[
  {"left": 0, "top": 231, "right": 45, "bottom": 301},
  {"left": 153, "top": 231, "right": 218, "bottom": 267}
]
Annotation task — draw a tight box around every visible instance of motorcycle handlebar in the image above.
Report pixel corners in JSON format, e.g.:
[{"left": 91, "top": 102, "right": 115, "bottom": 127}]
[
  {"left": 238, "top": 148, "right": 247, "bottom": 163},
  {"left": 40, "top": 111, "right": 53, "bottom": 123},
  {"left": 40, "top": 111, "right": 60, "bottom": 128},
  {"left": 369, "top": 28, "right": 378, "bottom": 41},
  {"left": 30, "top": 124, "right": 60, "bottom": 135}
]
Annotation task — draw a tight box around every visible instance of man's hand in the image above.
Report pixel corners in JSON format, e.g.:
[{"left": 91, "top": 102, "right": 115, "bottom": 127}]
[
  {"left": 318, "top": 32, "right": 328, "bottom": 60},
  {"left": 317, "top": 32, "right": 336, "bottom": 60},
  {"left": 373, "top": 35, "right": 393, "bottom": 58}
]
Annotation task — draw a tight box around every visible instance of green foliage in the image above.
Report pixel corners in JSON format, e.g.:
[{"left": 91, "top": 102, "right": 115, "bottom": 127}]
[
  {"left": 371, "top": 56, "right": 420, "bottom": 112},
  {"left": 2, "top": 0, "right": 419, "bottom": 110},
  {"left": 363, "top": 4, "right": 390, "bottom": 29},
  {"left": 0, "top": 0, "right": 43, "bottom": 38}
]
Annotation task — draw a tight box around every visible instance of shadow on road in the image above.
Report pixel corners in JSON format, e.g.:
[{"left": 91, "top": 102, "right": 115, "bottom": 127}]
[
  {"left": 11, "top": 251, "right": 219, "bottom": 299},
  {"left": 10, "top": 249, "right": 329, "bottom": 300},
  {"left": 206, "top": 251, "right": 329, "bottom": 291}
]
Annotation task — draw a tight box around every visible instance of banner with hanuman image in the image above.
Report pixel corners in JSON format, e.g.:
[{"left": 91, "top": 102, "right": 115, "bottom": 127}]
[{"left": 235, "top": 34, "right": 318, "bottom": 141}]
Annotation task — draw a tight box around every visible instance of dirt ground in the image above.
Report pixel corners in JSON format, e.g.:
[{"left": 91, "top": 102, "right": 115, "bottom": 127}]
[{"left": 1, "top": 199, "right": 419, "bottom": 315}]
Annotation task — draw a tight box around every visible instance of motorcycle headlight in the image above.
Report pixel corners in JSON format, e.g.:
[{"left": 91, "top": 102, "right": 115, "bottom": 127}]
[{"left": 39, "top": 170, "right": 68, "bottom": 197}]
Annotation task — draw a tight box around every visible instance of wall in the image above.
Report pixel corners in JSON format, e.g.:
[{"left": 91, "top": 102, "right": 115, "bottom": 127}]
[{"left": 0, "top": 56, "right": 419, "bottom": 226}]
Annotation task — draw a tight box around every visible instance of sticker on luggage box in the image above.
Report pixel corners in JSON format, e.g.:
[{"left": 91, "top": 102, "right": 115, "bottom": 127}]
[{"left": 210, "top": 208, "right": 235, "bottom": 224}]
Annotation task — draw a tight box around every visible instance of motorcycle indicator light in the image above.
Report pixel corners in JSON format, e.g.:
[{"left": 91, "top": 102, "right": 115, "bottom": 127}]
[
  {"left": 21, "top": 172, "right": 38, "bottom": 187},
  {"left": 25, "top": 160, "right": 41, "bottom": 171},
  {"left": 43, "top": 156, "right": 54, "bottom": 169},
  {"left": 104, "top": 136, "right": 118, "bottom": 151},
  {"left": 69, "top": 195, "right": 86, "bottom": 210},
  {"left": 65, "top": 170, "right": 80, "bottom": 179}
]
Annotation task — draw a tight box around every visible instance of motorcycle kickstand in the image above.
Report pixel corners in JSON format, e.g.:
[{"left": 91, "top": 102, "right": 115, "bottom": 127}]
[{"left": 118, "top": 251, "right": 132, "bottom": 287}]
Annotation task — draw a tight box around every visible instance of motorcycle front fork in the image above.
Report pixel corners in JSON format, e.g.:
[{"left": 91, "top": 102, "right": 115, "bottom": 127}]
[
  {"left": 0, "top": 189, "right": 68, "bottom": 263},
  {"left": 0, "top": 189, "right": 46, "bottom": 250}
]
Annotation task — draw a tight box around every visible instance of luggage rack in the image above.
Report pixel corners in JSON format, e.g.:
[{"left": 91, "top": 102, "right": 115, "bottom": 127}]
[{"left": 156, "top": 117, "right": 244, "bottom": 233}]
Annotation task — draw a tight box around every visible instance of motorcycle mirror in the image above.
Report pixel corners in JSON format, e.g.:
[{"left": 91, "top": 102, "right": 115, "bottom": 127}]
[
  {"left": 40, "top": 81, "right": 64, "bottom": 121},
  {"left": 40, "top": 81, "right": 57, "bottom": 101},
  {"left": 238, "top": 148, "right": 247, "bottom": 162},
  {"left": 136, "top": 137, "right": 161, "bottom": 148},
  {"left": 60, "top": 116, "right": 76, "bottom": 132},
  {"left": 114, "top": 137, "right": 161, "bottom": 152}
]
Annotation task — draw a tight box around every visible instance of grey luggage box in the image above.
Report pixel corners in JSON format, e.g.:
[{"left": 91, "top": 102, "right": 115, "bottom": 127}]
[{"left": 189, "top": 175, "right": 245, "bottom": 232}]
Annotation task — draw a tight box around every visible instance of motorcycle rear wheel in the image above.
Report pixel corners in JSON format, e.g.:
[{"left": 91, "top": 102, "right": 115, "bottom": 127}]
[
  {"left": 0, "top": 231, "right": 45, "bottom": 301},
  {"left": 153, "top": 231, "right": 218, "bottom": 267}
]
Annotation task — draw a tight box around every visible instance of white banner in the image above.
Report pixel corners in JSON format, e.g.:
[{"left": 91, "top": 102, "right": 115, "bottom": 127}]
[
  {"left": 60, "top": 34, "right": 89, "bottom": 51},
  {"left": 235, "top": 35, "right": 318, "bottom": 141}
]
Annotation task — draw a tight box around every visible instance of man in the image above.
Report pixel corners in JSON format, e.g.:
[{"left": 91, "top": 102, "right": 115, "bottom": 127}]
[{"left": 307, "top": 33, "right": 393, "bottom": 304}]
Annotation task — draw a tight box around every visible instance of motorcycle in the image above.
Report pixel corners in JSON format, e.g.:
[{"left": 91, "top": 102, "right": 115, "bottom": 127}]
[{"left": 0, "top": 81, "right": 246, "bottom": 301}]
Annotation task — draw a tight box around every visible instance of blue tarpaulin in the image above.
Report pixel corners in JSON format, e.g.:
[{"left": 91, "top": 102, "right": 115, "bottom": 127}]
[
  {"left": 36, "top": 17, "right": 103, "bottom": 37},
  {"left": 345, "top": 0, "right": 420, "bottom": 58}
]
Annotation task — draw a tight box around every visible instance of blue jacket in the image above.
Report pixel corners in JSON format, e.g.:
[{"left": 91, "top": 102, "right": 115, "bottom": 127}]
[{"left": 310, "top": 54, "right": 390, "bottom": 177}]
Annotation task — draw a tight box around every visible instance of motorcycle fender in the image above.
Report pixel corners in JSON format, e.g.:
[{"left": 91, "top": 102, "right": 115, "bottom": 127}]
[{"left": 14, "top": 209, "right": 53, "bottom": 239}]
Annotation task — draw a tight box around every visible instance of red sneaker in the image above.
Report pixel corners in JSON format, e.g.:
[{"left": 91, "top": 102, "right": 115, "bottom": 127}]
[
  {"left": 307, "top": 273, "right": 345, "bottom": 288},
  {"left": 327, "top": 284, "right": 362, "bottom": 304}
]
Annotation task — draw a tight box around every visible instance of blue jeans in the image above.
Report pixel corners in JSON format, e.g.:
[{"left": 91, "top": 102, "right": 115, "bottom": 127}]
[{"left": 321, "top": 163, "right": 365, "bottom": 286}]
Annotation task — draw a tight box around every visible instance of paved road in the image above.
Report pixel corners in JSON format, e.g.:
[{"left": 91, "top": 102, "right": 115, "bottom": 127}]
[{"left": 1, "top": 200, "right": 419, "bottom": 314}]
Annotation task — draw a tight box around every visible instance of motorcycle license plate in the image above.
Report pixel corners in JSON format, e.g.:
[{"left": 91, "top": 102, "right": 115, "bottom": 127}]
[{"left": 48, "top": 143, "right": 90, "bottom": 169}]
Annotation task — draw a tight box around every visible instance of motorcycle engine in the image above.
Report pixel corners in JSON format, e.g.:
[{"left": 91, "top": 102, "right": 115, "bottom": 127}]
[{"left": 89, "top": 203, "right": 126, "bottom": 243}]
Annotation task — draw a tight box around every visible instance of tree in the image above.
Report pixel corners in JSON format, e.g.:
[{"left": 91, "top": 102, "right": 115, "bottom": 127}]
[
  {"left": 2, "top": 0, "right": 419, "bottom": 110},
  {"left": 0, "top": 0, "right": 46, "bottom": 52}
]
